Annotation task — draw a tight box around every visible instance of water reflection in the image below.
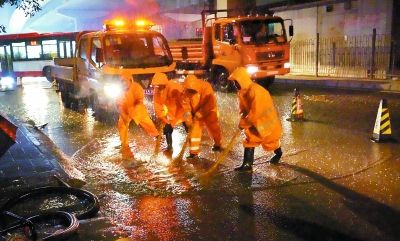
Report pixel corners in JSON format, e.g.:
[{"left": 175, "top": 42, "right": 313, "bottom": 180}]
[{"left": 21, "top": 77, "right": 51, "bottom": 125}]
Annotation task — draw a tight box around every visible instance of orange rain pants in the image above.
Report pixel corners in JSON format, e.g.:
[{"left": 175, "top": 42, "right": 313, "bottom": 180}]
[{"left": 117, "top": 81, "right": 158, "bottom": 149}]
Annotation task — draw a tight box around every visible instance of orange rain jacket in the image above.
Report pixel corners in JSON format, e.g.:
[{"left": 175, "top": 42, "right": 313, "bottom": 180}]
[
  {"left": 228, "top": 67, "right": 282, "bottom": 151},
  {"left": 117, "top": 75, "right": 158, "bottom": 149},
  {"left": 183, "top": 75, "right": 222, "bottom": 155},
  {"left": 151, "top": 72, "right": 186, "bottom": 127}
]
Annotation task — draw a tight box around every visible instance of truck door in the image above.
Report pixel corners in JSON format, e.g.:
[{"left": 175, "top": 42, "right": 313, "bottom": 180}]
[
  {"left": 214, "top": 23, "right": 241, "bottom": 72},
  {"left": 76, "top": 37, "right": 90, "bottom": 86},
  {"left": 0, "top": 45, "right": 13, "bottom": 76}
]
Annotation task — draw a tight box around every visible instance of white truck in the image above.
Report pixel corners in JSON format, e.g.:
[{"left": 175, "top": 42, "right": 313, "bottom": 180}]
[{"left": 49, "top": 19, "right": 176, "bottom": 120}]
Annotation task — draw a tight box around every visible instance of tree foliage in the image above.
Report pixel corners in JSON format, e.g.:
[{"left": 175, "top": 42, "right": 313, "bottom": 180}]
[{"left": 0, "top": 0, "right": 44, "bottom": 32}]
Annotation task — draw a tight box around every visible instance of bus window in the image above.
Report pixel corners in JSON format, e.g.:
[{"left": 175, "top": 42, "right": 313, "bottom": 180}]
[
  {"left": 12, "top": 42, "right": 27, "bottom": 60},
  {"left": 59, "top": 40, "right": 73, "bottom": 58},
  {"left": 59, "top": 42, "right": 65, "bottom": 58},
  {"left": 42, "top": 40, "right": 57, "bottom": 59},
  {"left": 27, "top": 41, "right": 42, "bottom": 59},
  {"left": 72, "top": 41, "right": 76, "bottom": 56}
]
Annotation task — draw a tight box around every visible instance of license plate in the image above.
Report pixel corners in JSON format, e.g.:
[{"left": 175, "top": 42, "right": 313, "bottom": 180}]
[
  {"left": 267, "top": 70, "right": 279, "bottom": 75},
  {"left": 144, "top": 88, "right": 153, "bottom": 96}
]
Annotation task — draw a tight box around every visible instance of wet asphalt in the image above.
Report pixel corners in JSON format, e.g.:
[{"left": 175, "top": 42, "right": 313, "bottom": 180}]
[{"left": 0, "top": 78, "right": 399, "bottom": 241}]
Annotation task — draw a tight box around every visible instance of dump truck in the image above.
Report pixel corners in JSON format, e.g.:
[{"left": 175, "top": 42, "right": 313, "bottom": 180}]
[
  {"left": 170, "top": 9, "right": 293, "bottom": 91},
  {"left": 48, "top": 18, "right": 175, "bottom": 118}
]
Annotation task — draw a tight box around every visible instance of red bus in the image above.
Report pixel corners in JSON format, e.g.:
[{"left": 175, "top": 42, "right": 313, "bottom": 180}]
[{"left": 0, "top": 32, "right": 79, "bottom": 79}]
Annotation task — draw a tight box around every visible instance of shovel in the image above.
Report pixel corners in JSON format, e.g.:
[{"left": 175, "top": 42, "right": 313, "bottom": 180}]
[
  {"left": 151, "top": 123, "right": 165, "bottom": 159},
  {"left": 202, "top": 129, "right": 241, "bottom": 176}
]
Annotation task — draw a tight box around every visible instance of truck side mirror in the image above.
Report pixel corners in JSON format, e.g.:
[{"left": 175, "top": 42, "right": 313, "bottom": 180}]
[
  {"left": 95, "top": 48, "right": 104, "bottom": 63},
  {"left": 289, "top": 25, "right": 294, "bottom": 37}
]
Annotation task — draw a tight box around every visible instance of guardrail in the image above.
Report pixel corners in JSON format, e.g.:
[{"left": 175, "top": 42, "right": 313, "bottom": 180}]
[{"left": 290, "top": 29, "right": 400, "bottom": 79}]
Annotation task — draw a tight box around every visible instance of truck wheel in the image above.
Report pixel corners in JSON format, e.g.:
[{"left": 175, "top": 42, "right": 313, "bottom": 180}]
[
  {"left": 42, "top": 66, "right": 52, "bottom": 82},
  {"left": 59, "top": 83, "right": 72, "bottom": 108},
  {"left": 212, "top": 67, "right": 234, "bottom": 92},
  {"left": 91, "top": 94, "right": 107, "bottom": 122},
  {"left": 257, "top": 76, "right": 275, "bottom": 90}
]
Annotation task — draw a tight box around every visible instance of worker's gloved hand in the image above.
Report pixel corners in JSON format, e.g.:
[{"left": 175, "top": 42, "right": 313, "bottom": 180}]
[
  {"left": 249, "top": 126, "right": 259, "bottom": 136},
  {"left": 239, "top": 118, "right": 249, "bottom": 130},
  {"left": 183, "top": 122, "right": 190, "bottom": 133},
  {"left": 163, "top": 124, "right": 173, "bottom": 135},
  {"left": 194, "top": 112, "right": 203, "bottom": 120}
]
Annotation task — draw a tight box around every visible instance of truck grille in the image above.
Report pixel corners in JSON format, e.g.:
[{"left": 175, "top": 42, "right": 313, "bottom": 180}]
[{"left": 256, "top": 51, "right": 284, "bottom": 61}]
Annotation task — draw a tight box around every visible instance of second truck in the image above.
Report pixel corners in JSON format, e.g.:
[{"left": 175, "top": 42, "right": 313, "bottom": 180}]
[{"left": 170, "top": 9, "right": 293, "bottom": 91}]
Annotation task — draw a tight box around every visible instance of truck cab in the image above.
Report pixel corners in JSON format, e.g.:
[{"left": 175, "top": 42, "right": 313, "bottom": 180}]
[
  {"left": 171, "top": 10, "right": 292, "bottom": 92},
  {"left": 52, "top": 19, "right": 175, "bottom": 118},
  {"left": 205, "top": 12, "right": 292, "bottom": 91}
]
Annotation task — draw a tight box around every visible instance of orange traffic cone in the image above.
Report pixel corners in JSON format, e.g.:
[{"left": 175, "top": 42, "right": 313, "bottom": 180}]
[
  {"left": 371, "top": 99, "right": 395, "bottom": 143},
  {"left": 287, "top": 88, "right": 304, "bottom": 121}
]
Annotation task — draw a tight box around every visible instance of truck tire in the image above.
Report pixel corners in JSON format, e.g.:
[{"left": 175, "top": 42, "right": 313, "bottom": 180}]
[
  {"left": 257, "top": 76, "right": 275, "bottom": 90},
  {"left": 42, "top": 66, "right": 52, "bottom": 82},
  {"left": 59, "top": 83, "right": 72, "bottom": 108},
  {"left": 90, "top": 94, "right": 116, "bottom": 123},
  {"left": 211, "top": 67, "right": 234, "bottom": 92}
]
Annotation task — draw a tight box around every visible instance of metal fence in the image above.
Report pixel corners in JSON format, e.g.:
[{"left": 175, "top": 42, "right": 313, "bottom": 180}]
[{"left": 290, "top": 30, "right": 400, "bottom": 79}]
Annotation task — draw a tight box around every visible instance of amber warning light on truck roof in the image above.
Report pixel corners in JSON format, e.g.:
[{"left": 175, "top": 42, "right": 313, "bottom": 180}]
[{"left": 103, "top": 18, "right": 154, "bottom": 31}]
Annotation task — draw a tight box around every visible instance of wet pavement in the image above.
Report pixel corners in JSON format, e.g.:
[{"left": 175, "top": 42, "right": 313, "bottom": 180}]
[{"left": 0, "top": 77, "right": 399, "bottom": 241}]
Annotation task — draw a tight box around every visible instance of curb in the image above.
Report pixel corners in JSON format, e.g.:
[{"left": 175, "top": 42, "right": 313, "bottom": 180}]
[{"left": 275, "top": 76, "right": 399, "bottom": 92}]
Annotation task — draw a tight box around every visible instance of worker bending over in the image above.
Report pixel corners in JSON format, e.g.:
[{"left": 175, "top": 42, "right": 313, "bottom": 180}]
[
  {"left": 151, "top": 72, "right": 186, "bottom": 150},
  {"left": 117, "top": 74, "right": 159, "bottom": 157},
  {"left": 182, "top": 75, "right": 222, "bottom": 159},
  {"left": 228, "top": 67, "right": 283, "bottom": 171}
]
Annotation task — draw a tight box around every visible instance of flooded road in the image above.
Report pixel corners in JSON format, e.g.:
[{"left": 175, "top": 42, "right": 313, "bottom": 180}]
[{"left": 1, "top": 78, "right": 399, "bottom": 241}]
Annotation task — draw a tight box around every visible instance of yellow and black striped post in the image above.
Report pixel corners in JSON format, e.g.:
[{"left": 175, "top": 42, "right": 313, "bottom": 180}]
[
  {"left": 287, "top": 88, "right": 304, "bottom": 121},
  {"left": 371, "top": 99, "right": 393, "bottom": 142}
]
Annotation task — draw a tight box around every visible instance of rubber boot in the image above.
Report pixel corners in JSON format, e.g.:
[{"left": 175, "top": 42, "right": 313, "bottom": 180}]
[
  {"left": 234, "top": 147, "right": 254, "bottom": 171},
  {"left": 269, "top": 147, "right": 282, "bottom": 164},
  {"left": 165, "top": 133, "right": 173, "bottom": 150}
]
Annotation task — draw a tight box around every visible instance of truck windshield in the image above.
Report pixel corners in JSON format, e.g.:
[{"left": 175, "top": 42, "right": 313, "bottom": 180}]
[
  {"left": 240, "top": 20, "right": 286, "bottom": 45},
  {"left": 104, "top": 33, "right": 172, "bottom": 68}
]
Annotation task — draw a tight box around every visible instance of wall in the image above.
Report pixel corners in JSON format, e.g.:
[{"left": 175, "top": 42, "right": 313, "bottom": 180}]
[{"left": 274, "top": 0, "right": 393, "bottom": 40}]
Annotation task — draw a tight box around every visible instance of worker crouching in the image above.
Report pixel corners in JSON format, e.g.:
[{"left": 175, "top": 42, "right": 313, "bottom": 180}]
[
  {"left": 182, "top": 75, "right": 223, "bottom": 159},
  {"left": 117, "top": 74, "right": 159, "bottom": 157},
  {"left": 228, "top": 67, "right": 283, "bottom": 171},
  {"left": 151, "top": 72, "right": 186, "bottom": 151}
]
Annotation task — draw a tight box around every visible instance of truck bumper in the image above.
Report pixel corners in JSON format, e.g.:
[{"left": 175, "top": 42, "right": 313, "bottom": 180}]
[{"left": 251, "top": 67, "right": 290, "bottom": 80}]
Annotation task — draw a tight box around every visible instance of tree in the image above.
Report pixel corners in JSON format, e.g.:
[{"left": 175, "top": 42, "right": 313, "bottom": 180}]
[{"left": 0, "top": 0, "right": 44, "bottom": 32}]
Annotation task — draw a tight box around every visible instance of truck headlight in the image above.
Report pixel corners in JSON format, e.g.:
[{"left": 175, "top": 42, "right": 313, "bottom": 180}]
[
  {"left": 104, "top": 83, "right": 123, "bottom": 99},
  {"left": 0, "top": 76, "right": 15, "bottom": 89},
  {"left": 284, "top": 62, "right": 291, "bottom": 69},
  {"left": 245, "top": 65, "right": 259, "bottom": 75}
]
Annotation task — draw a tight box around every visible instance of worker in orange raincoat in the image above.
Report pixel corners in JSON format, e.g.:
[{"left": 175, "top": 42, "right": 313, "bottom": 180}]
[
  {"left": 151, "top": 72, "right": 186, "bottom": 150},
  {"left": 117, "top": 74, "right": 159, "bottom": 157},
  {"left": 182, "top": 75, "right": 222, "bottom": 159},
  {"left": 228, "top": 67, "right": 282, "bottom": 171}
]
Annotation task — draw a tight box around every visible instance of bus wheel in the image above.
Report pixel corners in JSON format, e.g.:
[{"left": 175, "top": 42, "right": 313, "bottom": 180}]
[{"left": 212, "top": 67, "right": 234, "bottom": 92}]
